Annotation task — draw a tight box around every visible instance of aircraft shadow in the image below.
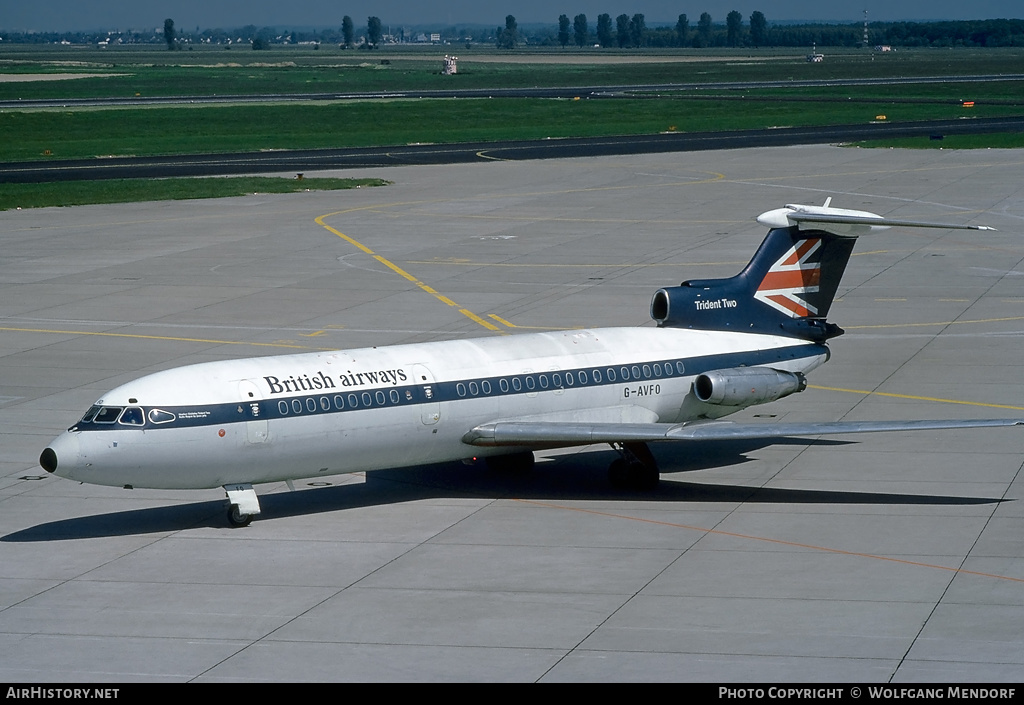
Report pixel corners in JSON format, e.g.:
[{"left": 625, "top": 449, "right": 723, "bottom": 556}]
[{"left": 4, "top": 438, "right": 1004, "bottom": 541}]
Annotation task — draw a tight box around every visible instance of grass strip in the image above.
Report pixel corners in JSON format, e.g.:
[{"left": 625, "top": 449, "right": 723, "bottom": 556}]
[
  {"left": 0, "top": 176, "right": 389, "bottom": 210},
  {"left": 5, "top": 96, "right": 1022, "bottom": 163},
  {"left": 3, "top": 46, "right": 1024, "bottom": 100}
]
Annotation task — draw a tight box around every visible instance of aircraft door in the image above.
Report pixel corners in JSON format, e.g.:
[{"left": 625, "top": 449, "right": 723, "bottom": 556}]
[
  {"left": 238, "top": 380, "right": 269, "bottom": 444},
  {"left": 412, "top": 364, "right": 440, "bottom": 426}
]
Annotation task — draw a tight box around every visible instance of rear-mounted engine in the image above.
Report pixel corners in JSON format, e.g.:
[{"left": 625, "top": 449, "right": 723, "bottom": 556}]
[
  {"left": 651, "top": 286, "right": 843, "bottom": 341},
  {"left": 694, "top": 367, "right": 806, "bottom": 407}
]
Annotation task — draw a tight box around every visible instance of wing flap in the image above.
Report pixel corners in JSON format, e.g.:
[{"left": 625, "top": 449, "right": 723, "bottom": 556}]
[{"left": 463, "top": 418, "right": 1023, "bottom": 447}]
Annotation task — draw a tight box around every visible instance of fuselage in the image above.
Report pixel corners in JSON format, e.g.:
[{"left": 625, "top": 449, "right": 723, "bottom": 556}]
[{"left": 42, "top": 326, "right": 828, "bottom": 490}]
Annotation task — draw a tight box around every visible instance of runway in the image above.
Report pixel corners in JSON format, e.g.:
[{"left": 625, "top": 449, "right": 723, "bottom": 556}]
[
  {"left": 4, "top": 73, "right": 1022, "bottom": 109},
  {"left": 1, "top": 146, "right": 1023, "bottom": 682}
]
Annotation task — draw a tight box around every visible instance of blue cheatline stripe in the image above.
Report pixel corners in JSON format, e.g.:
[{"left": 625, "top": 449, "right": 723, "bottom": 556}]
[{"left": 70, "top": 344, "right": 826, "bottom": 432}]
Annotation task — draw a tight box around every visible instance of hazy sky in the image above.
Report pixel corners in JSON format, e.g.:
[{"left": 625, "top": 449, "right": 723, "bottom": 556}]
[{"left": 3, "top": 1, "right": 1021, "bottom": 32}]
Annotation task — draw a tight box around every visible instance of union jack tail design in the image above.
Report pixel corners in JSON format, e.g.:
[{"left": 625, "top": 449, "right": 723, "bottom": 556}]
[
  {"left": 654, "top": 225, "right": 856, "bottom": 341},
  {"left": 753, "top": 238, "right": 823, "bottom": 318}
]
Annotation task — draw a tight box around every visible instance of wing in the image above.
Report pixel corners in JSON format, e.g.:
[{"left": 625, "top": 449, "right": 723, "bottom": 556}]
[{"left": 463, "top": 418, "right": 1024, "bottom": 447}]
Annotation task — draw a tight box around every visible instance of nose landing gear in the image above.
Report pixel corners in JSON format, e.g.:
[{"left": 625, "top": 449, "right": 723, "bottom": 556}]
[{"left": 224, "top": 483, "right": 261, "bottom": 527}]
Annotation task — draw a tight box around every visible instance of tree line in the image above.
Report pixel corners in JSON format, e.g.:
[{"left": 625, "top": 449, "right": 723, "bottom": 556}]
[
  {"left": 4, "top": 16, "right": 1024, "bottom": 49},
  {"left": 6, "top": 16, "right": 384, "bottom": 50},
  {"left": 510, "top": 12, "right": 1024, "bottom": 48},
  {"left": 536, "top": 12, "right": 729, "bottom": 49}
]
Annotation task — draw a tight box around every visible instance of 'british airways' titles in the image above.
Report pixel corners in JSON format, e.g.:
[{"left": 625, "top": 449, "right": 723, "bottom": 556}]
[{"left": 263, "top": 369, "right": 408, "bottom": 395}]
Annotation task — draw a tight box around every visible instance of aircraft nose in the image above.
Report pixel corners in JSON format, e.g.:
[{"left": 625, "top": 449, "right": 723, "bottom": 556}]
[
  {"left": 40, "top": 447, "right": 58, "bottom": 473},
  {"left": 40, "top": 432, "right": 80, "bottom": 478}
]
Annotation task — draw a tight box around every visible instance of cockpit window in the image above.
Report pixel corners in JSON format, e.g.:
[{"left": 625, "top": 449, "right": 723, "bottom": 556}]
[
  {"left": 92, "top": 406, "right": 123, "bottom": 424},
  {"left": 118, "top": 407, "right": 145, "bottom": 426},
  {"left": 80, "top": 406, "right": 102, "bottom": 423},
  {"left": 148, "top": 409, "right": 176, "bottom": 424}
]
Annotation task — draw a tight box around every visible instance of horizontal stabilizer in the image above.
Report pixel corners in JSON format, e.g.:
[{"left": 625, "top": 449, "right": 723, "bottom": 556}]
[
  {"left": 757, "top": 202, "right": 994, "bottom": 237},
  {"left": 788, "top": 212, "right": 997, "bottom": 233},
  {"left": 463, "top": 418, "right": 1023, "bottom": 447}
]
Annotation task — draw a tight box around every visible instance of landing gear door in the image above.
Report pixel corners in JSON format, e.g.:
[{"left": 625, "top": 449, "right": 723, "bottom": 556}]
[
  {"left": 412, "top": 364, "right": 440, "bottom": 426},
  {"left": 238, "top": 380, "right": 269, "bottom": 444}
]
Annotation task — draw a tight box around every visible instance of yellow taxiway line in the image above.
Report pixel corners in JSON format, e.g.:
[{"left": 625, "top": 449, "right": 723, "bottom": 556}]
[
  {"left": 315, "top": 213, "right": 501, "bottom": 332},
  {"left": 0, "top": 326, "right": 332, "bottom": 351},
  {"left": 809, "top": 384, "right": 1024, "bottom": 412}
]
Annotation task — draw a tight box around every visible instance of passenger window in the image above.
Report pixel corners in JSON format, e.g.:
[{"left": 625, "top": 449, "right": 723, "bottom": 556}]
[
  {"left": 593, "top": 369, "right": 602, "bottom": 383},
  {"left": 481, "top": 380, "right": 491, "bottom": 394}
]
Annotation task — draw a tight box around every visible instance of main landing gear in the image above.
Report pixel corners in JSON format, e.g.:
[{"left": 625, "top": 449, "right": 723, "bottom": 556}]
[
  {"left": 224, "top": 483, "right": 261, "bottom": 527},
  {"left": 608, "top": 442, "right": 660, "bottom": 490},
  {"left": 484, "top": 450, "right": 536, "bottom": 473}
]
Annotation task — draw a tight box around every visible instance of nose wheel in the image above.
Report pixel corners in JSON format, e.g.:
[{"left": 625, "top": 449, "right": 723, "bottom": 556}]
[
  {"left": 228, "top": 504, "right": 254, "bottom": 527},
  {"left": 224, "top": 483, "right": 261, "bottom": 527}
]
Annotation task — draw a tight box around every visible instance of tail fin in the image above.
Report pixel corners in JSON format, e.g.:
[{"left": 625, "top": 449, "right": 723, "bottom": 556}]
[
  {"left": 650, "top": 202, "right": 993, "bottom": 342},
  {"left": 651, "top": 226, "right": 853, "bottom": 341}
]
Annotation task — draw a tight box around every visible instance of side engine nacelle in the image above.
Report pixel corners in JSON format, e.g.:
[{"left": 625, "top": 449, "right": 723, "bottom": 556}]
[{"left": 694, "top": 367, "right": 806, "bottom": 407}]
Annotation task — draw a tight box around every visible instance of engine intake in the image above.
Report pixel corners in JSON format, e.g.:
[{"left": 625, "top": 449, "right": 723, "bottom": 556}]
[{"left": 694, "top": 367, "right": 806, "bottom": 407}]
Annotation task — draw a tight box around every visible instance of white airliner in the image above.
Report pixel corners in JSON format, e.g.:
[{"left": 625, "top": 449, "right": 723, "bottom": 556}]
[{"left": 40, "top": 201, "right": 1022, "bottom": 526}]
